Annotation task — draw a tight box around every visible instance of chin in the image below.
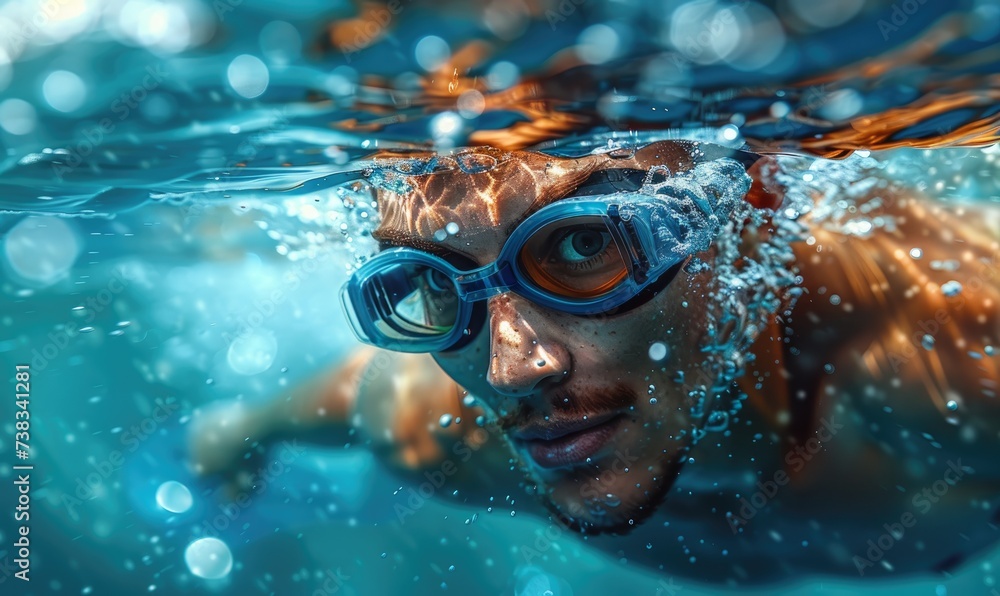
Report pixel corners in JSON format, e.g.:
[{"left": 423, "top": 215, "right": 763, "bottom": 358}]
[
  {"left": 538, "top": 471, "right": 675, "bottom": 535},
  {"left": 517, "top": 438, "right": 690, "bottom": 536}
]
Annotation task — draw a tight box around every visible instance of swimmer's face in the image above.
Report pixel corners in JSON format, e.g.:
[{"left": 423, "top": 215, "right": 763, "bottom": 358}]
[{"left": 372, "top": 142, "right": 729, "bottom": 533}]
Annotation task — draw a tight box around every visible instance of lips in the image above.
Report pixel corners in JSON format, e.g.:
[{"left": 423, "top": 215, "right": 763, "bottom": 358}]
[{"left": 512, "top": 412, "right": 624, "bottom": 469}]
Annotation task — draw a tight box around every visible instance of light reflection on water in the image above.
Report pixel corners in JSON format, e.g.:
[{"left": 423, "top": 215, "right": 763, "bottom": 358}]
[{"left": 0, "top": 0, "right": 999, "bottom": 594}]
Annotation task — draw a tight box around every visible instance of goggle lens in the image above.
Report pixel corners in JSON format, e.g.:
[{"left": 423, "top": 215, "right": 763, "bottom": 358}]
[
  {"left": 518, "top": 216, "right": 629, "bottom": 299},
  {"left": 362, "top": 262, "right": 460, "bottom": 340}
]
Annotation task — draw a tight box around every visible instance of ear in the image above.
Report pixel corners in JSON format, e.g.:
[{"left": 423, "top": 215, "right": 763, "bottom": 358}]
[{"left": 745, "top": 155, "right": 784, "bottom": 210}]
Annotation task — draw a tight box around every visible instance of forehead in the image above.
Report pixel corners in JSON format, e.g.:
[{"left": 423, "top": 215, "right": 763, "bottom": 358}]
[{"left": 368, "top": 141, "right": 725, "bottom": 257}]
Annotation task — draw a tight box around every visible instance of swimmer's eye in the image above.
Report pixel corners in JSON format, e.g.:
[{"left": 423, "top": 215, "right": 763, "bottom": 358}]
[
  {"left": 519, "top": 220, "right": 628, "bottom": 299},
  {"left": 551, "top": 227, "right": 613, "bottom": 267}
]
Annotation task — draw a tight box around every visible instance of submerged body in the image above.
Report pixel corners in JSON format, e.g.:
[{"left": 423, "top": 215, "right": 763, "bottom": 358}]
[
  {"left": 191, "top": 141, "right": 1000, "bottom": 584},
  {"left": 609, "top": 191, "right": 1000, "bottom": 582}
]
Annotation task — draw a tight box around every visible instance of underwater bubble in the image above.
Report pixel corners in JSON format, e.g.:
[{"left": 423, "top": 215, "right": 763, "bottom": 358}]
[
  {"left": 931, "top": 260, "right": 960, "bottom": 271},
  {"left": 184, "top": 537, "right": 233, "bottom": 580},
  {"left": 576, "top": 24, "right": 620, "bottom": 65},
  {"left": 0, "top": 98, "right": 37, "bottom": 135},
  {"left": 829, "top": 294, "right": 842, "bottom": 306},
  {"left": 670, "top": 2, "right": 737, "bottom": 65},
  {"left": 433, "top": 228, "right": 448, "bottom": 242},
  {"left": 922, "top": 335, "right": 935, "bottom": 351},
  {"left": 226, "top": 331, "right": 277, "bottom": 375},
  {"left": 439, "top": 413, "right": 453, "bottom": 428},
  {"left": 909, "top": 248, "right": 923, "bottom": 259},
  {"left": 725, "top": 3, "right": 786, "bottom": 71},
  {"left": 941, "top": 281, "right": 962, "bottom": 297},
  {"left": 430, "top": 111, "right": 462, "bottom": 140},
  {"left": 325, "top": 71, "right": 355, "bottom": 98},
  {"left": 414, "top": 35, "right": 450, "bottom": 71},
  {"left": 704, "top": 410, "right": 729, "bottom": 432},
  {"left": 486, "top": 61, "right": 519, "bottom": 90},
  {"left": 648, "top": 341, "right": 668, "bottom": 362},
  {"left": 43, "top": 70, "right": 86, "bottom": 113},
  {"left": 155, "top": 481, "right": 193, "bottom": 514},
  {"left": 4, "top": 216, "right": 81, "bottom": 287},
  {"left": 259, "top": 21, "right": 302, "bottom": 63},
  {"left": 445, "top": 222, "right": 460, "bottom": 235},
  {"left": 719, "top": 124, "right": 740, "bottom": 142},
  {"left": 227, "top": 54, "right": 269, "bottom": 99},
  {"left": 846, "top": 219, "right": 873, "bottom": 236},
  {"left": 817, "top": 89, "right": 863, "bottom": 121},
  {"left": 140, "top": 93, "right": 175, "bottom": 124},
  {"left": 770, "top": 102, "right": 790, "bottom": 118},
  {"left": 129, "top": 2, "right": 199, "bottom": 53},
  {"left": 946, "top": 400, "right": 959, "bottom": 411},
  {"left": 456, "top": 90, "right": 485, "bottom": 118}
]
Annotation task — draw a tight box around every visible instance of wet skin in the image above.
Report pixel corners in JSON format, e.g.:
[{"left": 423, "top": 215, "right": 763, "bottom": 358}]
[{"left": 367, "top": 141, "right": 1000, "bottom": 580}]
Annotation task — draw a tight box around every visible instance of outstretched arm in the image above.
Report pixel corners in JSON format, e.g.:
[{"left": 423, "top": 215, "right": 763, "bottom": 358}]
[{"left": 188, "top": 348, "right": 488, "bottom": 476}]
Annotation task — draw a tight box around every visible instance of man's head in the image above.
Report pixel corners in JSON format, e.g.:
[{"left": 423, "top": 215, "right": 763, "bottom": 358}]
[{"left": 356, "top": 140, "right": 770, "bottom": 533}]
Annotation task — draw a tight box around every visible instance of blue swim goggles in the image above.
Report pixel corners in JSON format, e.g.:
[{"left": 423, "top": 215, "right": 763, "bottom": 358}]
[{"left": 341, "top": 161, "right": 752, "bottom": 353}]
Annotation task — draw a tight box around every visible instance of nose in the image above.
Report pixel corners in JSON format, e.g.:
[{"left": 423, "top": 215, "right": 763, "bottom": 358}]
[{"left": 485, "top": 294, "right": 572, "bottom": 396}]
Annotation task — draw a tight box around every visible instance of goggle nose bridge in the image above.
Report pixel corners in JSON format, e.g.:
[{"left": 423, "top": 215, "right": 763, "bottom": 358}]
[{"left": 454, "top": 262, "right": 518, "bottom": 302}]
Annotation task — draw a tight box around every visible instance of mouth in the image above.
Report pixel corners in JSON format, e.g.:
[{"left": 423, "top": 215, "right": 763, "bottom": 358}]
[{"left": 512, "top": 412, "right": 625, "bottom": 469}]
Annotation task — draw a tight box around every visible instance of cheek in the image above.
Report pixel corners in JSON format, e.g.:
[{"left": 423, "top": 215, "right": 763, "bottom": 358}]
[
  {"left": 644, "top": 273, "right": 716, "bottom": 355},
  {"left": 431, "top": 334, "right": 491, "bottom": 392},
  {"left": 589, "top": 297, "right": 707, "bottom": 368}
]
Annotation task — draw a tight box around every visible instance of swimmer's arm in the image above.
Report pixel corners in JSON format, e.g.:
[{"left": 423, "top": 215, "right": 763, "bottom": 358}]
[
  {"left": 190, "top": 348, "right": 485, "bottom": 475},
  {"left": 253, "top": 346, "right": 378, "bottom": 433},
  {"left": 305, "top": 349, "right": 519, "bottom": 502}
]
